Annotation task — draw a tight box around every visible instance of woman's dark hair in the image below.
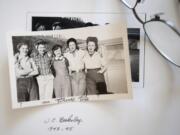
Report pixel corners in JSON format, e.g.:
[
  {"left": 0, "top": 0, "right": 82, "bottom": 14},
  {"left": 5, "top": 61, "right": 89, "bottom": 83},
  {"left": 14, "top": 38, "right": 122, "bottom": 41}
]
[
  {"left": 35, "top": 23, "right": 45, "bottom": 30},
  {"left": 66, "top": 38, "right": 79, "bottom": 49},
  {"left": 34, "top": 39, "right": 47, "bottom": 49},
  {"left": 52, "top": 44, "right": 62, "bottom": 56},
  {"left": 17, "top": 42, "right": 29, "bottom": 51},
  {"left": 52, "top": 22, "right": 62, "bottom": 29},
  {"left": 86, "top": 36, "right": 98, "bottom": 51}
]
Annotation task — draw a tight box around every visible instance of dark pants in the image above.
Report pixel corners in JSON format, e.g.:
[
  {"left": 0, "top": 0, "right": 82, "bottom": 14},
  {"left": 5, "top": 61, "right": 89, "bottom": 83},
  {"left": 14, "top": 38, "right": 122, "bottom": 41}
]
[
  {"left": 17, "top": 77, "right": 39, "bottom": 102},
  {"left": 86, "top": 69, "right": 108, "bottom": 95}
]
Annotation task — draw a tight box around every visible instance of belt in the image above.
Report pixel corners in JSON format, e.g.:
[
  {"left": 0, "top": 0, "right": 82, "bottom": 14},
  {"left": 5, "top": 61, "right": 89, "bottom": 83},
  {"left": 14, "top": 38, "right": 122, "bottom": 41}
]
[
  {"left": 71, "top": 69, "right": 85, "bottom": 73},
  {"left": 36, "top": 74, "right": 54, "bottom": 79},
  {"left": 87, "top": 68, "right": 101, "bottom": 71},
  {"left": 17, "top": 76, "right": 34, "bottom": 79}
]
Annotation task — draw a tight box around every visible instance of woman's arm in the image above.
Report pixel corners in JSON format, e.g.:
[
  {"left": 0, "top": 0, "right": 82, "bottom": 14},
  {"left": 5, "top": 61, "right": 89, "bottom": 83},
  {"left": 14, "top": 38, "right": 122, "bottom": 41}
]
[
  {"left": 64, "top": 57, "right": 72, "bottom": 75},
  {"left": 97, "top": 54, "right": 107, "bottom": 74},
  {"left": 15, "top": 57, "right": 32, "bottom": 77},
  {"left": 15, "top": 64, "right": 33, "bottom": 77},
  {"left": 97, "top": 66, "right": 107, "bottom": 74},
  {"left": 28, "top": 58, "right": 39, "bottom": 76}
]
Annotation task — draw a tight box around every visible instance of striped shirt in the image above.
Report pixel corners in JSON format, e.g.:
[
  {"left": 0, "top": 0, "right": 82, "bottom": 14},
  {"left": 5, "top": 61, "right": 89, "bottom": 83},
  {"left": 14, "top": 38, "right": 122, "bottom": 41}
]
[{"left": 33, "top": 53, "right": 52, "bottom": 75}]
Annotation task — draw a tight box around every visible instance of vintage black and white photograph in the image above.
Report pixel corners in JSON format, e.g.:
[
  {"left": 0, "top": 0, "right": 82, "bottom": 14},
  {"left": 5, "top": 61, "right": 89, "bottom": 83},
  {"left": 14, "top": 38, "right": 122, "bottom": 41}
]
[
  {"left": 26, "top": 12, "right": 145, "bottom": 88},
  {"left": 7, "top": 23, "right": 132, "bottom": 109}
]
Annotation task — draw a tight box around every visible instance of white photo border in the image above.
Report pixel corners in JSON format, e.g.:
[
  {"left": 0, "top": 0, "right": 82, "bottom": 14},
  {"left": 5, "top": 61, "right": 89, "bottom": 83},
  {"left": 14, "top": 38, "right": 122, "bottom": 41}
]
[{"left": 7, "top": 23, "right": 132, "bottom": 109}]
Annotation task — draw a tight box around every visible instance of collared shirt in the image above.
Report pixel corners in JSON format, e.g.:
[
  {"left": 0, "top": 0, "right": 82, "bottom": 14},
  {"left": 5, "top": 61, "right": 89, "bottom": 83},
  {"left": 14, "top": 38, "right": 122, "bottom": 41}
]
[
  {"left": 33, "top": 53, "right": 52, "bottom": 75},
  {"left": 64, "top": 50, "right": 85, "bottom": 71},
  {"left": 15, "top": 53, "right": 38, "bottom": 78},
  {"left": 53, "top": 56, "right": 69, "bottom": 67},
  {"left": 83, "top": 51, "right": 106, "bottom": 69},
  {"left": 54, "top": 56, "right": 64, "bottom": 61}
]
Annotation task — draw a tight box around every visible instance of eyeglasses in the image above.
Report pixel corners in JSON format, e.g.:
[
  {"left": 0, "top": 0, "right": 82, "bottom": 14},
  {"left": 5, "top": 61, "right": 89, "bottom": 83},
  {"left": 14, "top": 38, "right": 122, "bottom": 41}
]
[{"left": 121, "top": 0, "right": 180, "bottom": 67}]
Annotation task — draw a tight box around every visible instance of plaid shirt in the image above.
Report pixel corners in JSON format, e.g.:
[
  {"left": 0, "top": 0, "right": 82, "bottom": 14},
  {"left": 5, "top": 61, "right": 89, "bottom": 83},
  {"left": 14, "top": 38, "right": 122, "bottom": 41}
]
[{"left": 33, "top": 53, "right": 52, "bottom": 75}]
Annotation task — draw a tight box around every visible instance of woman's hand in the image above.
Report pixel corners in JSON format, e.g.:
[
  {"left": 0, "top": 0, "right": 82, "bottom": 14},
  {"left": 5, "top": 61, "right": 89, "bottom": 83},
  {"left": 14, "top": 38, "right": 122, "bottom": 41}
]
[
  {"left": 97, "top": 66, "right": 107, "bottom": 74},
  {"left": 69, "top": 69, "right": 72, "bottom": 76},
  {"left": 24, "top": 68, "right": 33, "bottom": 74},
  {"left": 97, "top": 69, "right": 103, "bottom": 74}
]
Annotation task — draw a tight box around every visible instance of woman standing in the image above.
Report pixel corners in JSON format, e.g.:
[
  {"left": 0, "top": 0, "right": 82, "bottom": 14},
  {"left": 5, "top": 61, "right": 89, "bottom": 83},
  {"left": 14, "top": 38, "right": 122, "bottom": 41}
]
[
  {"left": 51, "top": 44, "right": 72, "bottom": 98},
  {"left": 83, "top": 37, "right": 108, "bottom": 95},
  {"left": 15, "top": 43, "right": 39, "bottom": 102}
]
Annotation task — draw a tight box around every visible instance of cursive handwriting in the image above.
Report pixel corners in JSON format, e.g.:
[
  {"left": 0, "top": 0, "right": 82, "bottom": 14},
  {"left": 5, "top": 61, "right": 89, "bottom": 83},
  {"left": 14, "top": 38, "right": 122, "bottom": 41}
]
[
  {"left": 55, "top": 95, "right": 89, "bottom": 103},
  {"left": 78, "top": 95, "right": 89, "bottom": 102},
  {"left": 44, "top": 114, "right": 83, "bottom": 125},
  {"left": 56, "top": 97, "right": 76, "bottom": 103},
  {"left": 48, "top": 126, "right": 74, "bottom": 132},
  {"left": 59, "top": 114, "right": 83, "bottom": 125},
  {"left": 44, "top": 114, "right": 83, "bottom": 132}
]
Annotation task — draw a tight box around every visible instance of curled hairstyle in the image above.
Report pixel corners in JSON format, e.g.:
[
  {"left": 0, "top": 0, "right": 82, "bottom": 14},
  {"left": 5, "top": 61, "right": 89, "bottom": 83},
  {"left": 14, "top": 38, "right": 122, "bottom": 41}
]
[
  {"left": 35, "top": 23, "right": 45, "bottom": 30},
  {"left": 52, "top": 44, "right": 62, "bottom": 56},
  {"left": 52, "top": 22, "right": 62, "bottom": 29},
  {"left": 34, "top": 39, "right": 47, "bottom": 49},
  {"left": 86, "top": 36, "right": 98, "bottom": 51},
  {"left": 66, "top": 38, "right": 79, "bottom": 50},
  {"left": 17, "top": 42, "right": 28, "bottom": 51}
]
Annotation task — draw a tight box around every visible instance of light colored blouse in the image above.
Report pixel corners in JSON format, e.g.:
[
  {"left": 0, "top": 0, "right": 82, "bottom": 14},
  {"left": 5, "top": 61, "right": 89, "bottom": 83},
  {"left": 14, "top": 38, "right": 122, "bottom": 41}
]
[
  {"left": 83, "top": 51, "right": 106, "bottom": 69},
  {"left": 14, "top": 53, "right": 38, "bottom": 78},
  {"left": 64, "top": 50, "right": 85, "bottom": 71}
]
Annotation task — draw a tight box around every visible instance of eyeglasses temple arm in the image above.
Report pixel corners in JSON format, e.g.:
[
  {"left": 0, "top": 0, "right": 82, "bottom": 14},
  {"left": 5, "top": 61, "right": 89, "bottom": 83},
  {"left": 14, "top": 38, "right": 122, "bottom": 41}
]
[{"left": 132, "top": 8, "right": 144, "bottom": 24}]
